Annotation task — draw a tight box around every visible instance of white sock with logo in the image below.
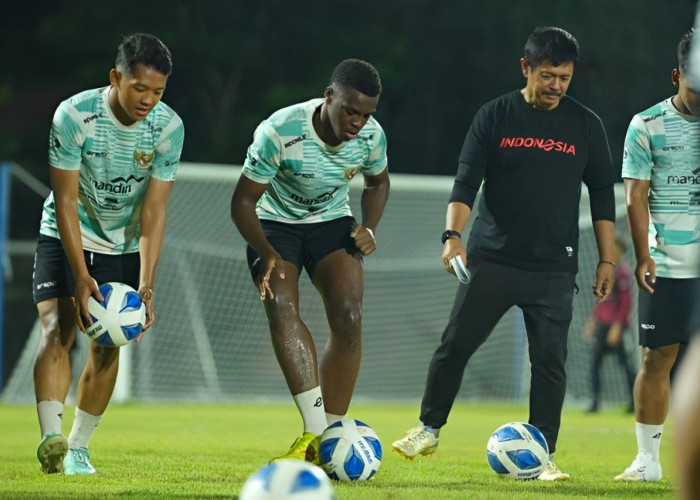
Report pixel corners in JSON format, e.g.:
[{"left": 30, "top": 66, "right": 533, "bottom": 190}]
[
  {"left": 37, "top": 400, "right": 64, "bottom": 438},
  {"left": 293, "top": 387, "right": 327, "bottom": 435},
  {"left": 636, "top": 422, "right": 663, "bottom": 462},
  {"left": 67, "top": 408, "right": 101, "bottom": 449}
]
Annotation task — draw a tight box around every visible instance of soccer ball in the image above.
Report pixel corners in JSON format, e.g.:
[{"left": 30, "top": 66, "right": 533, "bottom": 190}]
[
  {"left": 239, "top": 460, "right": 335, "bottom": 500},
  {"left": 486, "top": 422, "right": 549, "bottom": 479},
  {"left": 85, "top": 282, "right": 146, "bottom": 347},
  {"left": 318, "top": 418, "right": 382, "bottom": 482}
]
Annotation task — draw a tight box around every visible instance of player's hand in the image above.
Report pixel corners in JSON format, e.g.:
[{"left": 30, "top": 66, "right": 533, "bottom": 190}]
[
  {"left": 350, "top": 225, "right": 376, "bottom": 255},
  {"left": 635, "top": 255, "right": 656, "bottom": 294},
  {"left": 74, "top": 276, "right": 103, "bottom": 333},
  {"left": 258, "top": 252, "right": 285, "bottom": 300},
  {"left": 137, "top": 286, "right": 155, "bottom": 339},
  {"left": 441, "top": 239, "right": 466, "bottom": 275},
  {"left": 593, "top": 261, "right": 615, "bottom": 301}
]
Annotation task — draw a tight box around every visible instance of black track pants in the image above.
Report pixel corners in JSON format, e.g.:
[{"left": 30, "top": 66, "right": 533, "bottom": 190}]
[{"left": 419, "top": 259, "right": 575, "bottom": 453}]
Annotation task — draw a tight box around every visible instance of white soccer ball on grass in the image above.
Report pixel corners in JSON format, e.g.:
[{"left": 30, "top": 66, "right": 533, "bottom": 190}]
[
  {"left": 318, "top": 418, "right": 382, "bottom": 482},
  {"left": 486, "top": 421, "right": 549, "bottom": 479},
  {"left": 239, "top": 460, "right": 335, "bottom": 499}
]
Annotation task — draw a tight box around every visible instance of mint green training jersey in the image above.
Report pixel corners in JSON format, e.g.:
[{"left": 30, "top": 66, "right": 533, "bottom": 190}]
[
  {"left": 622, "top": 97, "right": 700, "bottom": 278},
  {"left": 242, "top": 98, "right": 388, "bottom": 223},
  {"left": 40, "top": 86, "right": 184, "bottom": 254}
]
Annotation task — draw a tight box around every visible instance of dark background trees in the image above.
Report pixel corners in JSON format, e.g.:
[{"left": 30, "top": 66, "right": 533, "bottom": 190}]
[{"left": 0, "top": 0, "right": 696, "bottom": 235}]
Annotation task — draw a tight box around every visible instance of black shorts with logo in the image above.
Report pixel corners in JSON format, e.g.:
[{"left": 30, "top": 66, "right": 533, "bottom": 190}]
[
  {"left": 32, "top": 234, "right": 140, "bottom": 304},
  {"left": 246, "top": 216, "right": 360, "bottom": 281},
  {"left": 637, "top": 276, "right": 700, "bottom": 348}
]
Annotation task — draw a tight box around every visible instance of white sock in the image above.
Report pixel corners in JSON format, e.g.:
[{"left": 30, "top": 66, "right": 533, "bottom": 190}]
[
  {"left": 67, "top": 408, "right": 101, "bottom": 449},
  {"left": 419, "top": 422, "right": 440, "bottom": 437},
  {"left": 325, "top": 412, "right": 345, "bottom": 426},
  {"left": 37, "top": 400, "right": 64, "bottom": 438},
  {"left": 293, "top": 387, "right": 327, "bottom": 435},
  {"left": 636, "top": 422, "right": 663, "bottom": 462}
]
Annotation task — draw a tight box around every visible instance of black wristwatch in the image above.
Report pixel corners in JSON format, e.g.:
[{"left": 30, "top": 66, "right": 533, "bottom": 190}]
[{"left": 441, "top": 230, "right": 461, "bottom": 244}]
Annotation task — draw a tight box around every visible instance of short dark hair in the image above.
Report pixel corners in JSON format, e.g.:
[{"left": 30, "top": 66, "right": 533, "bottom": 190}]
[
  {"left": 524, "top": 26, "right": 579, "bottom": 69},
  {"left": 678, "top": 28, "right": 694, "bottom": 74},
  {"left": 329, "top": 59, "right": 382, "bottom": 97},
  {"left": 115, "top": 33, "right": 173, "bottom": 77}
]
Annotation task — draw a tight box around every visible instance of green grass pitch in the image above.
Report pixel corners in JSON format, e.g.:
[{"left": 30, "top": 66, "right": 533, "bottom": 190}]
[{"left": 0, "top": 401, "right": 677, "bottom": 499}]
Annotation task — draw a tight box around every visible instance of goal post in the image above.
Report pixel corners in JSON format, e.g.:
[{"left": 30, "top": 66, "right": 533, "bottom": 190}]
[
  {"left": 0, "top": 162, "right": 11, "bottom": 389},
  {"left": 2, "top": 162, "right": 637, "bottom": 408}
]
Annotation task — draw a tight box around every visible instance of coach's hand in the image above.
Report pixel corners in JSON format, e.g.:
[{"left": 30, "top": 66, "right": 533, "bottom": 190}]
[
  {"left": 351, "top": 225, "right": 376, "bottom": 255},
  {"left": 441, "top": 238, "right": 466, "bottom": 275}
]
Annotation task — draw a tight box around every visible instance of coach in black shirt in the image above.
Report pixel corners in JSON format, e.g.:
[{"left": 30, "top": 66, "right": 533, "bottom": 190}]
[{"left": 392, "top": 26, "right": 617, "bottom": 481}]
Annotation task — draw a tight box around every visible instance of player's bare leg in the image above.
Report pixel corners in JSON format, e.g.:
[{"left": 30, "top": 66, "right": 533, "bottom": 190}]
[
  {"left": 34, "top": 298, "right": 78, "bottom": 402},
  {"left": 75, "top": 341, "right": 121, "bottom": 415},
  {"left": 34, "top": 297, "right": 76, "bottom": 473},
  {"left": 263, "top": 261, "right": 320, "bottom": 394},
  {"left": 635, "top": 344, "right": 678, "bottom": 424},
  {"left": 263, "top": 261, "right": 326, "bottom": 460},
  {"left": 313, "top": 249, "right": 364, "bottom": 416},
  {"left": 62, "top": 341, "right": 120, "bottom": 475},
  {"left": 615, "top": 343, "right": 678, "bottom": 482}
]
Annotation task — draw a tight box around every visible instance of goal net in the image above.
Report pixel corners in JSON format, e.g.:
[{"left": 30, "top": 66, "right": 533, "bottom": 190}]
[{"left": 2, "top": 163, "right": 637, "bottom": 407}]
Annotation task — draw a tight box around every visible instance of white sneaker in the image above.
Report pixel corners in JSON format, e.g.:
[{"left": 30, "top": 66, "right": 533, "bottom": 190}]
[
  {"left": 392, "top": 426, "right": 439, "bottom": 459},
  {"left": 614, "top": 455, "right": 662, "bottom": 482},
  {"left": 538, "top": 461, "right": 571, "bottom": 481}
]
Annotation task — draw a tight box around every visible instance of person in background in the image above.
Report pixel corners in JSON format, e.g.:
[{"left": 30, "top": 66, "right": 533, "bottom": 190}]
[
  {"left": 391, "top": 26, "right": 617, "bottom": 481},
  {"left": 33, "top": 33, "right": 184, "bottom": 475},
  {"left": 583, "top": 236, "right": 637, "bottom": 413}
]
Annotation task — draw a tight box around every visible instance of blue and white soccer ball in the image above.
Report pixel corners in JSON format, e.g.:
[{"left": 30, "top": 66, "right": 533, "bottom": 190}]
[
  {"left": 486, "top": 422, "right": 549, "bottom": 479},
  {"left": 319, "top": 418, "right": 382, "bottom": 482},
  {"left": 239, "top": 460, "right": 335, "bottom": 500},
  {"left": 85, "top": 282, "right": 146, "bottom": 347}
]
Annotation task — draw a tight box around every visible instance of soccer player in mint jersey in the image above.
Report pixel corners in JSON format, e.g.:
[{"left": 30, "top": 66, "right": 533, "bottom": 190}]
[
  {"left": 672, "top": 17, "right": 700, "bottom": 500},
  {"left": 32, "top": 33, "right": 184, "bottom": 475},
  {"left": 231, "top": 59, "right": 389, "bottom": 462},
  {"left": 392, "top": 27, "right": 617, "bottom": 481},
  {"left": 615, "top": 29, "right": 700, "bottom": 483}
]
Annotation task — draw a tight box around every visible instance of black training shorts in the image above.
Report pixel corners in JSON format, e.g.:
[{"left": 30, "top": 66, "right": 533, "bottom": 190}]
[
  {"left": 32, "top": 234, "right": 140, "bottom": 304},
  {"left": 246, "top": 216, "right": 359, "bottom": 281},
  {"left": 637, "top": 276, "right": 700, "bottom": 348}
]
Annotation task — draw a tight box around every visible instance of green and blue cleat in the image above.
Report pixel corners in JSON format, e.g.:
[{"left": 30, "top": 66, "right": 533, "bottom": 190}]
[
  {"left": 37, "top": 433, "right": 69, "bottom": 474},
  {"left": 63, "top": 447, "right": 96, "bottom": 475}
]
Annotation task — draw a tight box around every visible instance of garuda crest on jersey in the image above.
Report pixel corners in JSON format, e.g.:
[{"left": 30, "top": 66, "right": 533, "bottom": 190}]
[
  {"left": 134, "top": 150, "right": 155, "bottom": 169},
  {"left": 344, "top": 167, "right": 360, "bottom": 180}
]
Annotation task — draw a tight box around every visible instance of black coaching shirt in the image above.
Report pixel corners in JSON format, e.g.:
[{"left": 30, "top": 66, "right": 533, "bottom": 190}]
[{"left": 450, "top": 90, "right": 616, "bottom": 273}]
